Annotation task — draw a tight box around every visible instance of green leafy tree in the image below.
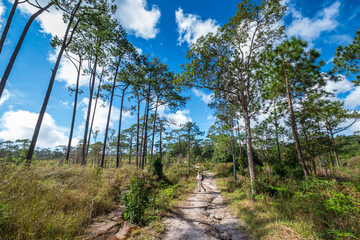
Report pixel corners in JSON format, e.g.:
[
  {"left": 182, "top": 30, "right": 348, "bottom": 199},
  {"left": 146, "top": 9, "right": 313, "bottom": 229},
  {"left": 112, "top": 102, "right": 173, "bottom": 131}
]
[
  {"left": 180, "top": 0, "right": 285, "bottom": 183},
  {"left": 332, "top": 27, "right": 360, "bottom": 86},
  {"left": 262, "top": 37, "right": 326, "bottom": 178}
]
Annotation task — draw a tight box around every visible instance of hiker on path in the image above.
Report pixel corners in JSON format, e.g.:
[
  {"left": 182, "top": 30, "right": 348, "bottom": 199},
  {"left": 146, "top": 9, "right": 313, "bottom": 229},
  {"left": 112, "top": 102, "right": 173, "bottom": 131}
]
[{"left": 196, "top": 171, "right": 206, "bottom": 192}]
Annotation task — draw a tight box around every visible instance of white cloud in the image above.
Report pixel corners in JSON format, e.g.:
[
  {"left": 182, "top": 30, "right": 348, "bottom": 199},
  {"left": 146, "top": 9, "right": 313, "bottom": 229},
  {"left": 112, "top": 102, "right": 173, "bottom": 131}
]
[
  {"left": 55, "top": 53, "right": 90, "bottom": 87},
  {"left": 0, "top": 110, "right": 71, "bottom": 148},
  {"left": 157, "top": 105, "right": 192, "bottom": 128},
  {"left": 192, "top": 88, "right": 213, "bottom": 104},
  {"left": 60, "top": 100, "right": 70, "bottom": 109},
  {"left": 207, "top": 115, "right": 216, "bottom": 121},
  {"left": 344, "top": 86, "right": 360, "bottom": 109},
  {"left": 286, "top": 1, "right": 340, "bottom": 43},
  {"left": 135, "top": 46, "right": 143, "bottom": 55},
  {"left": 0, "top": 0, "right": 5, "bottom": 30},
  {"left": 175, "top": 7, "right": 219, "bottom": 46},
  {"left": 16, "top": 0, "right": 65, "bottom": 37},
  {"left": 165, "top": 109, "right": 192, "bottom": 128},
  {"left": 325, "top": 77, "right": 354, "bottom": 95},
  {"left": 115, "top": 0, "right": 160, "bottom": 39},
  {"left": 0, "top": 89, "right": 10, "bottom": 106},
  {"left": 326, "top": 34, "right": 353, "bottom": 45},
  {"left": 80, "top": 97, "right": 132, "bottom": 134},
  {"left": 350, "top": 121, "right": 360, "bottom": 134}
]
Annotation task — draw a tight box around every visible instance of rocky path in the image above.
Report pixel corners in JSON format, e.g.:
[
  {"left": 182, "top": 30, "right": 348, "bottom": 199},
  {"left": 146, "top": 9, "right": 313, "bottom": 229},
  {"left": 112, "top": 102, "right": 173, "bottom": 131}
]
[{"left": 162, "top": 171, "right": 249, "bottom": 240}]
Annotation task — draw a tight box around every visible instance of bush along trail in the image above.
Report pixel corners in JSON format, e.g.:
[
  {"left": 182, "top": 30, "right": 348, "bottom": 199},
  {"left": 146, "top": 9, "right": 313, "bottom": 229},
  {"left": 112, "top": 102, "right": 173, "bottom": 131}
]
[{"left": 162, "top": 171, "right": 250, "bottom": 240}]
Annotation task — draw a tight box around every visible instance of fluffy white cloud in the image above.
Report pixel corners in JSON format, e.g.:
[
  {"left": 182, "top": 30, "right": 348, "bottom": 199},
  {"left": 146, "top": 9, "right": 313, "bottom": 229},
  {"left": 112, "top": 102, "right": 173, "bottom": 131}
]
[
  {"left": 326, "top": 34, "right": 353, "bottom": 45},
  {"left": 15, "top": 0, "right": 65, "bottom": 37},
  {"left": 192, "top": 88, "right": 213, "bottom": 104},
  {"left": 0, "top": 110, "right": 70, "bottom": 148},
  {"left": 325, "top": 77, "right": 354, "bottom": 95},
  {"left": 0, "top": 89, "right": 10, "bottom": 106},
  {"left": 157, "top": 105, "right": 192, "bottom": 128},
  {"left": 51, "top": 51, "right": 90, "bottom": 87},
  {"left": 79, "top": 97, "right": 132, "bottom": 134},
  {"left": 175, "top": 7, "right": 219, "bottom": 46},
  {"left": 350, "top": 120, "right": 360, "bottom": 134},
  {"left": 286, "top": 1, "right": 340, "bottom": 43},
  {"left": 0, "top": 0, "right": 5, "bottom": 30},
  {"left": 206, "top": 115, "right": 216, "bottom": 121},
  {"left": 165, "top": 109, "right": 192, "bottom": 128},
  {"left": 344, "top": 86, "right": 360, "bottom": 109},
  {"left": 115, "top": 0, "right": 160, "bottom": 39}
]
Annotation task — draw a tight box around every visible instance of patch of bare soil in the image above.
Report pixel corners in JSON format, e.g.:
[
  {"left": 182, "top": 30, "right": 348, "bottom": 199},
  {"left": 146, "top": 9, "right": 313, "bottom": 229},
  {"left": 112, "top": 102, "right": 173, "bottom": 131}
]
[
  {"left": 162, "top": 171, "right": 250, "bottom": 240},
  {"left": 78, "top": 206, "right": 139, "bottom": 240}
]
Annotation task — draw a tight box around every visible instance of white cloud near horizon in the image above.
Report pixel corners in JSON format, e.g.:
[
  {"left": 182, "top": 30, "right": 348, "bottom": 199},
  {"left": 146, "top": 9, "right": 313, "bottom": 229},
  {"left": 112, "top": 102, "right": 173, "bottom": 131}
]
[
  {"left": 175, "top": 7, "right": 219, "bottom": 46},
  {"left": 115, "top": 0, "right": 160, "bottom": 39},
  {"left": 192, "top": 88, "right": 213, "bottom": 104},
  {"left": 286, "top": 1, "right": 341, "bottom": 43},
  {"left": 0, "top": 110, "right": 72, "bottom": 148}
]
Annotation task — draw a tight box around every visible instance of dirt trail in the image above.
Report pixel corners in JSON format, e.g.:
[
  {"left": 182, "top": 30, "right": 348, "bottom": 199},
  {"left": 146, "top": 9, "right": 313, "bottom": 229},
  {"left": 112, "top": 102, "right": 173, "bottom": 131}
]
[{"left": 162, "top": 171, "right": 249, "bottom": 240}]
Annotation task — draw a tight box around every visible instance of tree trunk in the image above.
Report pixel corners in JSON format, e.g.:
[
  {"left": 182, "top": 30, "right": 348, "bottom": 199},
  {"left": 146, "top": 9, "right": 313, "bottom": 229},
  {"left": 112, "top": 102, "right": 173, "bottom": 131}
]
[
  {"left": 26, "top": 6, "right": 80, "bottom": 163},
  {"left": 230, "top": 119, "right": 237, "bottom": 181},
  {"left": 139, "top": 107, "right": 146, "bottom": 169},
  {"left": 128, "top": 132, "right": 133, "bottom": 165},
  {"left": 236, "top": 120, "right": 244, "bottom": 175},
  {"left": 329, "top": 129, "right": 341, "bottom": 170},
  {"left": 0, "top": 2, "right": 54, "bottom": 98},
  {"left": 150, "top": 99, "right": 159, "bottom": 161},
  {"left": 141, "top": 86, "right": 151, "bottom": 168},
  {"left": 0, "top": 0, "right": 18, "bottom": 54},
  {"left": 66, "top": 59, "right": 82, "bottom": 163},
  {"left": 242, "top": 105, "right": 255, "bottom": 183},
  {"left": 159, "top": 122, "right": 163, "bottom": 159},
  {"left": 135, "top": 98, "right": 141, "bottom": 168},
  {"left": 273, "top": 99, "right": 282, "bottom": 163},
  {"left": 116, "top": 85, "right": 128, "bottom": 168},
  {"left": 284, "top": 75, "right": 309, "bottom": 178},
  {"left": 101, "top": 60, "right": 120, "bottom": 167},
  {"left": 188, "top": 133, "right": 191, "bottom": 176},
  {"left": 82, "top": 55, "right": 98, "bottom": 165},
  {"left": 86, "top": 68, "right": 104, "bottom": 155},
  {"left": 301, "top": 124, "right": 317, "bottom": 175}
]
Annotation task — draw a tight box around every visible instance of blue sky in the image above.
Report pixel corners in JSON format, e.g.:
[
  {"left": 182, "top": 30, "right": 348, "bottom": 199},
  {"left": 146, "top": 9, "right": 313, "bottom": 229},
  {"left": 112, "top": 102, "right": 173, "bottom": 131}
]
[{"left": 0, "top": 0, "right": 359, "bottom": 148}]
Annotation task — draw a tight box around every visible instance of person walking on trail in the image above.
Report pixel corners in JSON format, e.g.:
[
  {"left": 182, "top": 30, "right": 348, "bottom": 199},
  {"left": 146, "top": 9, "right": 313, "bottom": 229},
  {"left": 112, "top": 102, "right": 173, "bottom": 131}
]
[{"left": 196, "top": 171, "right": 206, "bottom": 192}]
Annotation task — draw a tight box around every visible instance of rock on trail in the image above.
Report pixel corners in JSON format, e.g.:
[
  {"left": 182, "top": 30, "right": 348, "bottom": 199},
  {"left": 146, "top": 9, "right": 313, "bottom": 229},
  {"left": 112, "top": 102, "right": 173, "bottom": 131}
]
[{"left": 162, "top": 171, "right": 249, "bottom": 240}]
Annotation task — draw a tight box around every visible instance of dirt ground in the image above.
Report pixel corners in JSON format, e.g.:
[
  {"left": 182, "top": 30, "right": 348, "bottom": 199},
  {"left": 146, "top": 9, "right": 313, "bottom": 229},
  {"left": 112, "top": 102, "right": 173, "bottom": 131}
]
[
  {"left": 80, "top": 171, "right": 250, "bottom": 240},
  {"left": 162, "top": 171, "right": 250, "bottom": 240}
]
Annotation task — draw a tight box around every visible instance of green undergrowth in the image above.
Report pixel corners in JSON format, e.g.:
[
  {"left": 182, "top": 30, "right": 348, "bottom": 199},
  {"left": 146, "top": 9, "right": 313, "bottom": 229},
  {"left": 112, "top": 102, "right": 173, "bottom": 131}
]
[
  {"left": 125, "top": 163, "right": 197, "bottom": 239},
  {"left": 216, "top": 169, "right": 360, "bottom": 240},
  {"left": 0, "top": 161, "right": 196, "bottom": 239}
]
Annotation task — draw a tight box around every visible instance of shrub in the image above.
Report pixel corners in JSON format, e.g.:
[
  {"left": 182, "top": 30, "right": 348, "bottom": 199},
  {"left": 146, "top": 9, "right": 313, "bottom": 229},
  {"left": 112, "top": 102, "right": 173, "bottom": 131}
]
[
  {"left": 122, "top": 175, "right": 149, "bottom": 226},
  {"left": 151, "top": 156, "right": 163, "bottom": 179}
]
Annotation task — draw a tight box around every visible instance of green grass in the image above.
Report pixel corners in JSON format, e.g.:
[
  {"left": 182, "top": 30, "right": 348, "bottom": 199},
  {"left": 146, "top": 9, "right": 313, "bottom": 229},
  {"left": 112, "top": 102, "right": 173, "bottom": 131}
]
[
  {"left": 0, "top": 163, "right": 123, "bottom": 239},
  {"left": 216, "top": 168, "right": 360, "bottom": 240},
  {"left": 0, "top": 161, "right": 197, "bottom": 240}
]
